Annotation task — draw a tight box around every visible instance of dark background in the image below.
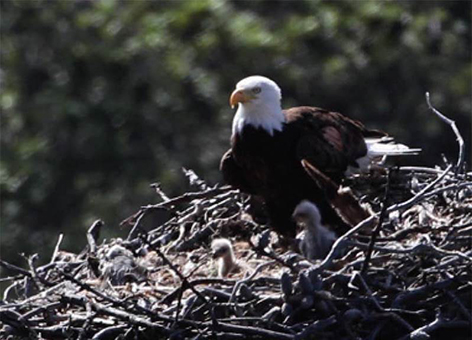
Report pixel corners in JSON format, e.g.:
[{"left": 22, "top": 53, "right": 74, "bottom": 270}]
[{"left": 1, "top": 0, "right": 471, "bottom": 273}]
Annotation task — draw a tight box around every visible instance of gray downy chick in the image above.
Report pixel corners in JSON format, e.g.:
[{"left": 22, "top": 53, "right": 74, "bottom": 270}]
[
  {"left": 211, "top": 238, "right": 239, "bottom": 277},
  {"left": 293, "top": 200, "right": 337, "bottom": 260}
]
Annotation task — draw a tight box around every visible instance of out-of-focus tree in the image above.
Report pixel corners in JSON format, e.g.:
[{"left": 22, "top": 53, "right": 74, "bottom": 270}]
[{"left": 1, "top": 0, "right": 470, "bottom": 268}]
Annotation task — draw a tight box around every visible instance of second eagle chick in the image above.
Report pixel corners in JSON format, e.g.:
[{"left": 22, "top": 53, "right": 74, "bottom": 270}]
[{"left": 293, "top": 200, "right": 337, "bottom": 260}]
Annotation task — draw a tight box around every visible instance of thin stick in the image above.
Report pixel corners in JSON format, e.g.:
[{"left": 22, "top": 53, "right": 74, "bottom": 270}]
[
  {"left": 127, "top": 211, "right": 146, "bottom": 241},
  {"left": 249, "top": 239, "right": 295, "bottom": 272},
  {"left": 229, "top": 260, "right": 276, "bottom": 303},
  {"left": 426, "top": 92, "right": 465, "bottom": 173},
  {"left": 0, "top": 260, "right": 32, "bottom": 277},
  {"left": 146, "top": 238, "right": 210, "bottom": 305},
  {"left": 361, "top": 169, "right": 392, "bottom": 274},
  {"left": 210, "top": 319, "right": 295, "bottom": 340},
  {"left": 150, "top": 182, "right": 170, "bottom": 201},
  {"left": 120, "top": 186, "right": 233, "bottom": 226},
  {"left": 355, "top": 272, "right": 415, "bottom": 332},
  {"left": 62, "top": 295, "right": 171, "bottom": 336},
  {"left": 86, "top": 220, "right": 103, "bottom": 254},
  {"left": 50, "top": 234, "right": 64, "bottom": 264}
]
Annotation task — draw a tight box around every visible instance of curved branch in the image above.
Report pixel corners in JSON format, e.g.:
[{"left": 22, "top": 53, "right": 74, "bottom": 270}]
[{"left": 426, "top": 92, "right": 465, "bottom": 173}]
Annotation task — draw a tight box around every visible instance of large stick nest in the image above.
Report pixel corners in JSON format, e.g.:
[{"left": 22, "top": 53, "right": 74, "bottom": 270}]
[{"left": 1, "top": 165, "right": 471, "bottom": 340}]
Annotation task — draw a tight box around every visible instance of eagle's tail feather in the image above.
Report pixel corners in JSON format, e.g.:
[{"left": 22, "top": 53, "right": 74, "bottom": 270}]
[
  {"left": 366, "top": 138, "right": 422, "bottom": 157},
  {"left": 348, "top": 138, "right": 421, "bottom": 173}
]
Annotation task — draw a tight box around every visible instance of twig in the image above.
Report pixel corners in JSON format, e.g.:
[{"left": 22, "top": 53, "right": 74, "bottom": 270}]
[
  {"left": 145, "top": 237, "right": 210, "bottom": 305},
  {"left": 392, "top": 273, "right": 469, "bottom": 308},
  {"left": 0, "top": 309, "right": 37, "bottom": 338},
  {"left": 141, "top": 186, "right": 234, "bottom": 210},
  {"left": 249, "top": 239, "right": 296, "bottom": 272},
  {"left": 361, "top": 169, "right": 392, "bottom": 274},
  {"left": 426, "top": 92, "right": 465, "bottom": 173},
  {"left": 295, "top": 316, "right": 337, "bottom": 339},
  {"left": 50, "top": 234, "right": 64, "bottom": 264},
  {"left": 0, "top": 260, "right": 33, "bottom": 278},
  {"left": 120, "top": 185, "right": 233, "bottom": 226},
  {"left": 378, "top": 219, "right": 472, "bottom": 242},
  {"left": 77, "top": 304, "right": 96, "bottom": 340},
  {"left": 27, "top": 254, "right": 53, "bottom": 287},
  {"left": 424, "top": 250, "right": 472, "bottom": 273},
  {"left": 346, "top": 240, "right": 472, "bottom": 263},
  {"left": 354, "top": 272, "right": 414, "bottom": 332},
  {"left": 160, "top": 278, "right": 237, "bottom": 305},
  {"left": 443, "top": 290, "right": 472, "bottom": 323},
  {"left": 229, "top": 260, "right": 276, "bottom": 303},
  {"left": 91, "top": 325, "right": 128, "bottom": 339},
  {"left": 173, "top": 282, "right": 185, "bottom": 325},
  {"left": 399, "top": 166, "right": 470, "bottom": 179},
  {"left": 182, "top": 167, "right": 209, "bottom": 190},
  {"left": 150, "top": 182, "right": 170, "bottom": 201},
  {"left": 389, "top": 164, "right": 452, "bottom": 211},
  {"left": 62, "top": 294, "right": 171, "bottom": 336},
  {"left": 422, "top": 182, "right": 472, "bottom": 200},
  {"left": 87, "top": 220, "right": 103, "bottom": 254},
  {"left": 210, "top": 320, "right": 295, "bottom": 340},
  {"left": 18, "top": 302, "right": 63, "bottom": 322},
  {"left": 400, "top": 317, "right": 469, "bottom": 340},
  {"left": 58, "top": 270, "right": 167, "bottom": 322},
  {"left": 127, "top": 211, "right": 146, "bottom": 241}
]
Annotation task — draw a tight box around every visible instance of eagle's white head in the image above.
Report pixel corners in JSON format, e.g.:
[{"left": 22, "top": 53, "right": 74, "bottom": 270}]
[{"left": 230, "top": 76, "right": 285, "bottom": 136}]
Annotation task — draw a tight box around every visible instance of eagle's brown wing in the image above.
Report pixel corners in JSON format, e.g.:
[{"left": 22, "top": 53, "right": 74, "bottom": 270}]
[
  {"left": 301, "top": 159, "right": 374, "bottom": 228},
  {"left": 220, "top": 148, "right": 257, "bottom": 195},
  {"left": 285, "top": 106, "right": 385, "bottom": 182}
]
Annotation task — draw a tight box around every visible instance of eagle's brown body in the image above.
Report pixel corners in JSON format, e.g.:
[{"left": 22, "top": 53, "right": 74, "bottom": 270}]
[{"left": 221, "top": 106, "right": 385, "bottom": 236}]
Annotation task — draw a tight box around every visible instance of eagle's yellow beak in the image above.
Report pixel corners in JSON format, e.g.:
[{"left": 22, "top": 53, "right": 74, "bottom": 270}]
[{"left": 230, "top": 89, "right": 252, "bottom": 108}]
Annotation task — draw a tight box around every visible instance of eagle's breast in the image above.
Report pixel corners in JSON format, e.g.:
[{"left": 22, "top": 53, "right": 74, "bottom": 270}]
[{"left": 231, "top": 124, "right": 295, "bottom": 194}]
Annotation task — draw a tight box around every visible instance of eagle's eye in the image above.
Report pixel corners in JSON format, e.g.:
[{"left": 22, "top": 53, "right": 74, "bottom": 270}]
[{"left": 252, "top": 87, "right": 262, "bottom": 94}]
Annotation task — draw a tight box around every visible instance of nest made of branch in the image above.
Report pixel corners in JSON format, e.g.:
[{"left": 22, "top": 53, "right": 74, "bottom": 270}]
[{"left": 1, "top": 166, "right": 471, "bottom": 340}]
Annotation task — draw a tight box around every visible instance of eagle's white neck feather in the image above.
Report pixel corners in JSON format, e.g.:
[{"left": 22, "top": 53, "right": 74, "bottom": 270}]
[{"left": 232, "top": 102, "right": 285, "bottom": 136}]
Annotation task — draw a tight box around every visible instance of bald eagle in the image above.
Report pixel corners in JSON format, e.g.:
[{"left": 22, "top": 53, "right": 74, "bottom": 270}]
[{"left": 220, "top": 76, "right": 419, "bottom": 236}]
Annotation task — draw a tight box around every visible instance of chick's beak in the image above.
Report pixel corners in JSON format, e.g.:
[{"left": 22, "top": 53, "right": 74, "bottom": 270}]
[
  {"left": 212, "top": 250, "right": 222, "bottom": 259},
  {"left": 230, "top": 89, "right": 251, "bottom": 108},
  {"left": 292, "top": 213, "right": 305, "bottom": 224}
]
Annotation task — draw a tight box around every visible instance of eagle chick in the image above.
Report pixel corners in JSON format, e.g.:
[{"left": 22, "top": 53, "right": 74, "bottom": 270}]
[
  {"left": 211, "top": 238, "right": 239, "bottom": 277},
  {"left": 293, "top": 200, "right": 337, "bottom": 260}
]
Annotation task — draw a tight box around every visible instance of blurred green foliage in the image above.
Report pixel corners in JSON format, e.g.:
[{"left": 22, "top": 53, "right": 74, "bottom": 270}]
[{"left": 1, "top": 0, "right": 470, "bottom": 269}]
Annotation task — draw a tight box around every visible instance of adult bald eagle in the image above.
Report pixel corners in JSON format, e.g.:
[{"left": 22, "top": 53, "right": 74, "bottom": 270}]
[{"left": 220, "top": 76, "right": 419, "bottom": 236}]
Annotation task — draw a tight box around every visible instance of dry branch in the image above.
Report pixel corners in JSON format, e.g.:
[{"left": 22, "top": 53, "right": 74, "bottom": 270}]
[{"left": 426, "top": 92, "right": 465, "bottom": 173}]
